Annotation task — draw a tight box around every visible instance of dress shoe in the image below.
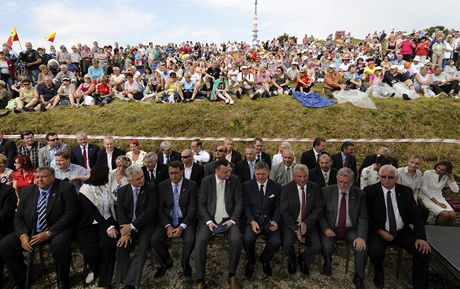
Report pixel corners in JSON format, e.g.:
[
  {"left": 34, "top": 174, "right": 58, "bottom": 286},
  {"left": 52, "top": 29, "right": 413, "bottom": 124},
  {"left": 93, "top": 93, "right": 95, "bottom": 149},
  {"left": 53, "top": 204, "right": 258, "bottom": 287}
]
[
  {"left": 154, "top": 261, "right": 173, "bottom": 278},
  {"left": 261, "top": 262, "right": 272, "bottom": 276},
  {"left": 287, "top": 261, "right": 296, "bottom": 275},
  {"left": 195, "top": 281, "right": 207, "bottom": 289},
  {"left": 228, "top": 276, "right": 240, "bottom": 289},
  {"left": 297, "top": 255, "right": 309, "bottom": 276},
  {"left": 244, "top": 261, "right": 255, "bottom": 277},
  {"left": 182, "top": 262, "right": 192, "bottom": 277}
]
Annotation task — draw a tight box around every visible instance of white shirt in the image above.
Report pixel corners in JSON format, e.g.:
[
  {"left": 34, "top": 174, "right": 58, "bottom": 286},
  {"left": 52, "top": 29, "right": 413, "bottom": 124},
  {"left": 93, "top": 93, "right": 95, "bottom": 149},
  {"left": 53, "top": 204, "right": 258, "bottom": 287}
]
[
  {"left": 360, "top": 165, "right": 380, "bottom": 190},
  {"left": 335, "top": 190, "right": 352, "bottom": 227},
  {"left": 257, "top": 179, "right": 268, "bottom": 196},
  {"left": 421, "top": 169, "right": 459, "bottom": 199},
  {"left": 225, "top": 152, "right": 232, "bottom": 163},
  {"left": 193, "top": 149, "right": 210, "bottom": 164},
  {"left": 184, "top": 163, "right": 193, "bottom": 180},
  {"left": 382, "top": 186, "right": 404, "bottom": 232},
  {"left": 297, "top": 184, "right": 306, "bottom": 222},
  {"left": 106, "top": 150, "right": 113, "bottom": 171},
  {"left": 397, "top": 166, "right": 422, "bottom": 191}
]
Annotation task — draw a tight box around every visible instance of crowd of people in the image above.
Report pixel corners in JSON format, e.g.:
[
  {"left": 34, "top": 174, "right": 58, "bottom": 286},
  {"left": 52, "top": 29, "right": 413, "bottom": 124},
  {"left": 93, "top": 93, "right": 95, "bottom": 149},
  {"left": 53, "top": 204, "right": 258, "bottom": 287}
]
[
  {"left": 1, "top": 28, "right": 460, "bottom": 112},
  {"left": 0, "top": 130, "right": 457, "bottom": 289}
]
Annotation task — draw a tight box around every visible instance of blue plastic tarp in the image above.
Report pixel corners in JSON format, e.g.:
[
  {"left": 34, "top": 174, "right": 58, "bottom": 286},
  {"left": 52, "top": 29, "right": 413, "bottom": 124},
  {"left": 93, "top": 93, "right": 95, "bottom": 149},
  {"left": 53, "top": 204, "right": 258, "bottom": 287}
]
[{"left": 292, "top": 92, "right": 336, "bottom": 108}]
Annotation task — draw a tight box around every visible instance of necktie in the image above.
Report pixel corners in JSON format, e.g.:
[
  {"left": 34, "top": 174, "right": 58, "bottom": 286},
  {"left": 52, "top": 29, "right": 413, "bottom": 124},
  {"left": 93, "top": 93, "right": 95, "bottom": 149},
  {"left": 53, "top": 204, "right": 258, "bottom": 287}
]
[
  {"left": 324, "top": 172, "right": 329, "bottom": 184},
  {"left": 344, "top": 155, "right": 349, "bottom": 168},
  {"left": 172, "top": 183, "right": 180, "bottom": 227},
  {"left": 249, "top": 161, "right": 254, "bottom": 179},
  {"left": 132, "top": 187, "right": 139, "bottom": 222},
  {"left": 386, "top": 191, "right": 397, "bottom": 236},
  {"left": 300, "top": 186, "right": 306, "bottom": 221},
  {"left": 37, "top": 190, "right": 48, "bottom": 232},
  {"left": 286, "top": 166, "right": 292, "bottom": 183},
  {"left": 259, "top": 184, "right": 265, "bottom": 203},
  {"left": 149, "top": 169, "right": 155, "bottom": 183},
  {"left": 166, "top": 155, "right": 170, "bottom": 165},
  {"left": 82, "top": 146, "right": 88, "bottom": 169},
  {"left": 215, "top": 180, "right": 225, "bottom": 224},
  {"left": 256, "top": 154, "right": 261, "bottom": 162},
  {"left": 316, "top": 153, "right": 320, "bottom": 164},
  {"left": 337, "top": 192, "right": 347, "bottom": 239}
]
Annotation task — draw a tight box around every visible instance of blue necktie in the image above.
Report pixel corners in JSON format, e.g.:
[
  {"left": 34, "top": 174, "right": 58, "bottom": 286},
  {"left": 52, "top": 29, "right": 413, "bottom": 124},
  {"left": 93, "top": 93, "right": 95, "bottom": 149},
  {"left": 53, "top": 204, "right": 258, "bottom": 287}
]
[
  {"left": 172, "top": 183, "right": 180, "bottom": 227},
  {"left": 37, "top": 190, "right": 48, "bottom": 232},
  {"left": 132, "top": 188, "right": 139, "bottom": 222},
  {"left": 249, "top": 161, "right": 254, "bottom": 179}
]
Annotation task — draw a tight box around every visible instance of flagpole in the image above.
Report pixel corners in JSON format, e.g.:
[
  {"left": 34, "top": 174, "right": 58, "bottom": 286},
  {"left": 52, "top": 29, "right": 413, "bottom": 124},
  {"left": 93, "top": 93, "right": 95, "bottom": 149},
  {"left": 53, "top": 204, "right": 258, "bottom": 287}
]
[{"left": 17, "top": 39, "right": 23, "bottom": 51}]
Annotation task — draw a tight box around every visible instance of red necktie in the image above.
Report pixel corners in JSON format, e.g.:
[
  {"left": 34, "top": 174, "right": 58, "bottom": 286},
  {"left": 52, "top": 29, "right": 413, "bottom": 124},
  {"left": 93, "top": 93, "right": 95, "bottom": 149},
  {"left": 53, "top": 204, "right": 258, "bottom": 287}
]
[
  {"left": 301, "top": 186, "right": 306, "bottom": 221},
  {"left": 337, "top": 192, "right": 347, "bottom": 239},
  {"left": 82, "top": 146, "right": 88, "bottom": 169},
  {"left": 344, "top": 155, "right": 349, "bottom": 168}
]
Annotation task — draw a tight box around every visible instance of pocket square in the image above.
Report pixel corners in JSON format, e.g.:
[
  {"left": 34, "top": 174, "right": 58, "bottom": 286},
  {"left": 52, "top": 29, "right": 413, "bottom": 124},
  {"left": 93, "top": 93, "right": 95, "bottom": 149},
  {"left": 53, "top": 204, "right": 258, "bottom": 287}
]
[{"left": 268, "top": 194, "right": 275, "bottom": 198}]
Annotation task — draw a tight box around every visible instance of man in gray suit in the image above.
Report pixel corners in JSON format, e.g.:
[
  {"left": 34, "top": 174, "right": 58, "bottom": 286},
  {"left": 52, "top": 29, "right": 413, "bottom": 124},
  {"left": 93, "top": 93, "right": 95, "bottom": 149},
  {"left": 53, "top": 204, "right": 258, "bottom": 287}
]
[
  {"left": 320, "top": 168, "right": 367, "bottom": 289},
  {"left": 194, "top": 159, "right": 243, "bottom": 289},
  {"left": 204, "top": 145, "right": 235, "bottom": 177},
  {"left": 38, "top": 132, "right": 67, "bottom": 168},
  {"left": 269, "top": 149, "right": 295, "bottom": 186}
]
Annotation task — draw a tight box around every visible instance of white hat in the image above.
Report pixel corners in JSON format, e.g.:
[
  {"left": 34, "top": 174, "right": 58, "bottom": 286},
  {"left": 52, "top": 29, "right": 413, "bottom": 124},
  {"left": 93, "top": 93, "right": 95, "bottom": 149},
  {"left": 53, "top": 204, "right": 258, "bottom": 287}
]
[
  {"left": 413, "top": 56, "right": 421, "bottom": 62},
  {"left": 328, "top": 63, "right": 336, "bottom": 69},
  {"left": 374, "top": 66, "right": 383, "bottom": 71}
]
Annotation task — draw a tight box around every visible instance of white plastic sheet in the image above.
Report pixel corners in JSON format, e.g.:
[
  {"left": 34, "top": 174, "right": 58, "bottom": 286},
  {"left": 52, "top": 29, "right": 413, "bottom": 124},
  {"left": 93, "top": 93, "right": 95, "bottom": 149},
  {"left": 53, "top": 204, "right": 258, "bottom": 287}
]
[{"left": 333, "top": 89, "right": 377, "bottom": 109}]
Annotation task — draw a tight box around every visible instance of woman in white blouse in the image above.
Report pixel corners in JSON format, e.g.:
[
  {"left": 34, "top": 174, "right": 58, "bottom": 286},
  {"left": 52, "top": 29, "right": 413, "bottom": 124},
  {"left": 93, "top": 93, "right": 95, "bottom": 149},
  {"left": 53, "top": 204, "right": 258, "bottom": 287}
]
[
  {"left": 360, "top": 156, "right": 392, "bottom": 190},
  {"left": 108, "top": 155, "right": 132, "bottom": 199},
  {"left": 126, "top": 139, "right": 146, "bottom": 166},
  {"left": 420, "top": 160, "right": 459, "bottom": 225}
]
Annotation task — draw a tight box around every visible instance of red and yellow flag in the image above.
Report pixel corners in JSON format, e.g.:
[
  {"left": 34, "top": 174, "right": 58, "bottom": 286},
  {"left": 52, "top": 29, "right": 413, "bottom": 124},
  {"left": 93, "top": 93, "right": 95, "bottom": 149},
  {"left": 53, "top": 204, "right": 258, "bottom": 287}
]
[
  {"left": 45, "top": 32, "right": 56, "bottom": 43},
  {"left": 6, "top": 27, "right": 19, "bottom": 46}
]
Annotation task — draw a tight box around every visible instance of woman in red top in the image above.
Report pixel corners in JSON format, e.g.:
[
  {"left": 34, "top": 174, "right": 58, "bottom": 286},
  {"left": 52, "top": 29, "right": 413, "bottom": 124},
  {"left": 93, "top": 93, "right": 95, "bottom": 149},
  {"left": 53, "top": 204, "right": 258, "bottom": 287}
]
[
  {"left": 295, "top": 67, "right": 311, "bottom": 93},
  {"left": 12, "top": 154, "right": 35, "bottom": 198},
  {"left": 415, "top": 37, "right": 429, "bottom": 63},
  {"left": 95, "top": 76, "right": 113, "bottom": 107}
]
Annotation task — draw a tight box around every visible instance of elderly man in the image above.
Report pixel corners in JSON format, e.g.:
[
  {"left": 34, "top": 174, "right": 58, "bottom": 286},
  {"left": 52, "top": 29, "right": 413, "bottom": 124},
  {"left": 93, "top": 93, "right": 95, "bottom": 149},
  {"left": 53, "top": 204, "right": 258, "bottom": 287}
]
[
  {"left": 280, "top": 164, "right": 322, "bottom": 276},
  {"left": 71, "top": 131, "right": 100, "bottom": 169},
  {"left": 54, "top": 149, "right": 89, "bottom": 192},
  {"left": 0, "top": 130, "right": 17, "bottom": 170},
  {"left": 191, "top": 138, "right": 211, "bottom": 165},
  {"left": 157, "top": 140, "right": 181, "bottom": 165},
  {"left": 0, "top": 166, "right": 77, "bottom": 289},
  {"left": 194, "top": 159, "right": 243, "bottom": 289},
  {"left": 383, "top": 65, "right": 412, "bottom": 100},
  {"left": 309, "top": 153, "right": 337, "bottom": 188},
  {"left": 181, "top": 148, "right": 204, "bottom": 187},
  {"left": 115, "top": 165, "right": 157, "bottom": 289},
  {"left": 204, "top": 145, "right": 235, "bottom": 177},
  {"left": 37, "top": 76, "right": 60, "bottom": 110},
  {"left": 53, "top": 64, "right": 77, "bottom": 86},
  {"left": 96, "top": 136, "right": 125, "bottom": 171},
  {"left": 142, "top": 152, "right": 168, "bottom": 185},
  {"left": 269, "top": 149, "right": 296, "bottom": 186},
  {"left": 17, "top": 131, "right": 45, "bottom": 169},
  {"left": 320, "top": 168, "right": 367, "bottom": 289},
  {"left": 323, "top": 64, "right": 345, "bottom": 98},
  {"left": 300, "top": 137, "right": 327, "bottom": 170},
  {"left": 38, "top": 131, "right": 67, "bottom": 167},
  {"left": 365, "top": 165, "right": 430, "bottom": 289}
]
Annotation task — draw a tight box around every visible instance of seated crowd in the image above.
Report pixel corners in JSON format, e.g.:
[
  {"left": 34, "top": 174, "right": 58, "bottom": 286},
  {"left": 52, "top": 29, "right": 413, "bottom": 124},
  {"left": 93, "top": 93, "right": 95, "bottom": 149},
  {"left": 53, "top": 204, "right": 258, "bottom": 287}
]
[
  {"left": 0, "top": 130, "right": 455, "bottom": 289},
  {"left": 1, "top": 28, "right": 460, "bottom": 112}
]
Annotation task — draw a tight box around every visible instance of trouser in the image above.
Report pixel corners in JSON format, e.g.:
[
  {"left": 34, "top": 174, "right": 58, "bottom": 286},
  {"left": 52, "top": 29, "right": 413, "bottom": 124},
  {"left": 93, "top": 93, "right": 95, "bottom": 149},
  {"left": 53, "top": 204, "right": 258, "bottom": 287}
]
[
  {"left": 150, "top": 224, "right": 196, "bottom": 266},
  {"left": 431, "top": 80, "right": 460, "bottom": 94},
  {"left": 282, "top": 225, "right": 321, "bottom": 267},
  {"left": 26, "top": 69, "right": 39, "bottom": 85},
  {"left": 243, "top": 225, "right": 281, "bottom": 264}
]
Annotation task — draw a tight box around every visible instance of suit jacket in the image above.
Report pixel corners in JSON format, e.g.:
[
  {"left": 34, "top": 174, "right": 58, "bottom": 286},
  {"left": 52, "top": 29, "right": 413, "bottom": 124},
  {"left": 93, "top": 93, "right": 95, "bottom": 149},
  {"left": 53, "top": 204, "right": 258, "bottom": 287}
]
[
  {"left": 14, "top": 179, "right": 78, "bottom": 238},
  {"left": 142, "top": 164, "right": 169, "bottom": 185},
  {"left": 242, "top": 178, "right": 281, "bottom": 225},
  {"left": 157, "top": 178, "right": 197, "bottom": 228},
  {"left": 320, "top": 185, "right": 368, "bottom": 239},
  {"left": 116, "top": 182, "right": 157, "bottom": 231},
  {"left": 359, "top": 154, "right": 399, "bottom": 176},
  {"left": 256, "top": 152, "right": 271, "bottom": 169},
  {"left": 157, "top": 150, "right": 181, "bottom": 165},
  {"left": 187, "top": 163, "right": 204, "bottom": 187},
  {"left": 38, "top": 143, "right": 68, "bottom": 167},
  {"left": 309, "top": 167, "right": 338, "bottom": 188},
  {"left": 0, "top": 138, "right": 17, "bottom": 170},
  {"left": 0, "top": 183, "right": 17, "bottom": 235},
  {"left": 235, "top": 160, "right": 254, "bottom": 184},
  {"left": 280, "top": 181, "right": 322, "bottom": 233},
  {"left": 71, "top": 143, "right": 100, "bottom": 168},
  {"left": 331, "top": 152, "right": 357, "bottom": 177},
  {"left": 300, "top": 149, "right": 319, "bottom": 170},
  {"left": 269, "top": 162, "right": 296, "bottom": 186},
  {"left": 198, "top": 174, "right": 243, "bottom": 224},
  {"left": 228, "top": 150, "right": 242, "bottom": 165},
  {"left": 364, "top": 183, "right": 426, "bottom": 240},
  {"left": 204, "top": 160, "right": 235, "bottom": 177},
  {"left": 97, "top": 147, "right": 126, "bottom": 169}
]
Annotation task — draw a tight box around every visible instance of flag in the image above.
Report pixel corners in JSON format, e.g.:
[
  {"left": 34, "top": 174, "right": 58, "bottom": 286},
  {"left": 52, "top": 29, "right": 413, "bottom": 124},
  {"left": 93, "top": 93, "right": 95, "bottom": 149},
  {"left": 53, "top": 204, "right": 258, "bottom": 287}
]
[
  {"left": 45, "top": 32, "right": 56, "bottom": 43},
  {"left": 6, "top": 27, "right": 19, "bottom": 46}
]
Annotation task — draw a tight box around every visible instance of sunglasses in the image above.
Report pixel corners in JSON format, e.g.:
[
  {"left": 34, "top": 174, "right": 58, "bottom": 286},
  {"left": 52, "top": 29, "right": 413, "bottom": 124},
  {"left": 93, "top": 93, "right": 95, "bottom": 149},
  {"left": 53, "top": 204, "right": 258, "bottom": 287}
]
[
  {"left": 215, "top": 149, "right": 225, "bottom": 153},
  {"left": 22, "top": 82, "right": 30, "bottom": 85},
  {"left": 181, "top": 155, "right": 192, "bottom": 159},
  {"left": 48, "top": 138, "right": 59, "bottom": 141},
  {"left": 380, "top": 175, "right": 395, "bottom": 180}
]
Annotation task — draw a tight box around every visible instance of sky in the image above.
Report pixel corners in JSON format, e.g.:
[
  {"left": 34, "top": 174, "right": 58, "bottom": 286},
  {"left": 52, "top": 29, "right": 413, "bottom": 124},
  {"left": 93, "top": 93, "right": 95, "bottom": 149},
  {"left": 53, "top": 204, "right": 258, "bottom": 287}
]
[{"left": 0, "top": 0, "right": 457, "bottom": 50}]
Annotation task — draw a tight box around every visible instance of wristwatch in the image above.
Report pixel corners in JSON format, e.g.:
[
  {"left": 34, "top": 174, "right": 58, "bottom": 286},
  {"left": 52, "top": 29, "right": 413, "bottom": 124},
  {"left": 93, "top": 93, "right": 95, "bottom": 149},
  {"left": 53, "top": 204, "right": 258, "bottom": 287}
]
[{"left": 45, "top": 230, "right": 52, "bottom": 237}]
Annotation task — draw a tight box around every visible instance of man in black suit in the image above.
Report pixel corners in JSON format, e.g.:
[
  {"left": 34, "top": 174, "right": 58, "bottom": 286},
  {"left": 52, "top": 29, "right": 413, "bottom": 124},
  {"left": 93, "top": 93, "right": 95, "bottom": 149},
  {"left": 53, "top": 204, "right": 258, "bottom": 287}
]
[
  {"left": 71, "top": 131, "right": 100, "bottom": 169},
  {"left": 300, "top": 137, "right": 326, "bottom": 170},
  {"left": 280, "top": 164, "right": 322, "bottom": 276},
  {"left": 151, "top": 161, "right": 197, "bottom": 278},
  {"left": 0, "top": 182, "right": 17, "bottom": 287},
  {"left": 96, "top": 136, "right": 125, "bottom": 170},
  {"left": 181, "top": 149, "right": 204, "bottom": 187},
  {"left": 253, "top": 137, "right": 271, "bottom": 169},
  {"left": 235, "top": 146, "right": 256, "bottom": 184},
  {"left": 309, "top": 153, "right": 338, "bottom": 188},
  {"left": 0, "top": 166, "right": 77, "bottom": 289},
  {"left": 242, "top": 162, "right": 282, "bottom": 277},
  {"left": 0, "top": 130, "right": 17, "bottom": 169},
  {"left": 359, "top": 147, "right": 398, "bottom": 176},
  {"left": 331, "top": 141, "right": 357, "bottom": 178},
  {"left": 115, "top": 165, "right": 157, "bottom": 289},
  {"left": 194, "top": 159, "right": 243, "bottom": 289},
  {"left": 204, "top": 145, "right": 235, "bottom": 177},
  {"left": 142, "top": 152, "right": 168, "bottom": 185},
  {"left": 157, "top": 140, "right": 181, "bottom": 165},
  {"left": 364, "top": 165, "right": 430, "bottom": 289},
  {"left": 224, "top": 138, "right": 242, "bottom": 165},
  {"left": 320, "top": 168, "right": 367, "bottom": 289}
]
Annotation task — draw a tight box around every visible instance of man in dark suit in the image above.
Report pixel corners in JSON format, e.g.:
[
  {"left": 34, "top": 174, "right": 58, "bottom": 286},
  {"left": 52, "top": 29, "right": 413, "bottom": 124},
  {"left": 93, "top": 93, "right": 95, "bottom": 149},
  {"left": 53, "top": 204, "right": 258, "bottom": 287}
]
[
  {"left": 142, "top": 152, "right": 168, "bottom": 185},
  {"left": 151, "top": 161, "right": 197, "bottom": 278},
  {"left": 0, "top": 166, "right": 77, "bottom": 289},
  {"left": 96, "top": 136, "right": 125, "bottom": 171},
  {"left": 0, "top": 130, "right": 17, "bottom": 170},
  {"left": 359, "top": 147, "right": 398, "bottom": 176},
  {"left": 320, "top": 168, "right": 367, "bottom": 289},
  {"left": 364, "top": 165, "right": 430, "bottom": 289},
  {"left": 224, "top": 138, "right": 242, "bottom": 165},
  {"left": 253, "top": 138, "right": 271, "bottom": 169},
  {"left": 280, "top": 164, "right": 322, "bottom": 276},
  {"left": 242, "top": 162, "right": 282, "bottom": 277},
  {"left": 235, "top": 146, "right": 256, "bottom": 184},
  {"left": 204, "top": 145, "right": 235, "bottom": 177},
  {"left": 309, "top": 153, "right": 338, "bottom": 188},
  {"left": 157, "top": 140, "right": 181, "bottom": 165},
  {"left": 181, "top": 149, "right": 204, "bottom": 187},
  {"left": 194, "top": 159, "right": 243, "bottom": 289},
  {"left": 0, "top": 182, "right": 17, "bottom": 287},
  {"left": 115, "top": 165, "right": 157, "bottom": 289},
  {"left": 331, "top": 141, "right": 357, "bottom": 178},
  {"left": 300, "top": 137, "right": 326, "bottom": 170},
  {"left": 269, "top": 149, "right": 295, "bottom": 186},
  {"left": 71, "top": 131, "right": 100, "bottom": 169}
]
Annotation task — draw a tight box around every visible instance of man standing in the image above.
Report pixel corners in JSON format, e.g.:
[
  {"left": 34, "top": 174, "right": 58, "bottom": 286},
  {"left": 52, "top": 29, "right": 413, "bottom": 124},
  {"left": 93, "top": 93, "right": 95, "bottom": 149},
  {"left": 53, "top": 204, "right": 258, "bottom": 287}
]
[
  {"left": 309, "top": 154, "right": 337, "bottom": 188},
  {"left": 151, "top": 161, "right": 197, "bottom": 278},
  {"left": 17, "top": 131, "right": 45, "bottom": 169},
  {"left": 320, "top": 168, "right": 367, "bottom": 289},
  {"left": 365, "top": 165, "right": 430, "bottom": 289},
  {"left": 142, "top": 152, "right": 168, "bottom": 185},
  {"left": 0, "top": 130, "right": 17, "bottom": 169},
  {"left": 280, "top": 164, "right": 322, "bottom": 276},
  {"left": 253, "top": 138, "right": 271, "bottom": 169},
  {"left": 71, "top": 131, "right": 100, "bottom": 169},
  {"left": 157, "top": 141, "right": 180, "bottom": 165},
  {"left": 269, "top": 149, "right": 296, "bottom": 186},
  {"left": 224, "top": 138, "right": 242, "bottom": 165},
  {"left": 0, "top": 166, "right": 77, "bottom": 289},
  {"left": 243, "top": 162, "right": 282, "bottom": 277},
  {"left": 332, "top": 141, "right": 357, "bottom": 178},
  {"left": 300, "top": 137, "right": 326, "bottom": 170},
  {"left": 181, "top": 149, "right": 204, "bottom": 187},
  {"left": 235, "top": 146, "right": 257, "bottom": 184},
  {"left": 115, "top": 165, "right": 157, "bottom": 289},
  {"left": 194, "top": 159, "right": 243, "bottom": 289},
  {"left": 19, "top": 42, "right": 42, "bottom": 85},
  {"left": 38, "top": 132, "right": 67, "bottom": 167},
  {"left": 96, "top": 136, "right": 125, "bottom": 171}
]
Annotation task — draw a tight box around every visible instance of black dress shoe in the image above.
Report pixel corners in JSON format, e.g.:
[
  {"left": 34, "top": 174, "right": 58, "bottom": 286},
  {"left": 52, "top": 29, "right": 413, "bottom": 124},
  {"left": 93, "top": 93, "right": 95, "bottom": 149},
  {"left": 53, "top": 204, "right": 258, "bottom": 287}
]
[
  {"left": 297, "top": 255, "right": 309, "bottom": 276},
  {"left": 287, "top": 261, "right": 296, "bottom": 275},
  {"left": 244, "top": 261, "right": 255, "bottom": 277},
  {"left": 154, "top": 262, "right": 173, "bottom": 278},
  {"left": 261, "top": 262, "right": 272, "bottom": 276},
  {"left": 182, "top": 262, "right": 192, "bottom": 277}
]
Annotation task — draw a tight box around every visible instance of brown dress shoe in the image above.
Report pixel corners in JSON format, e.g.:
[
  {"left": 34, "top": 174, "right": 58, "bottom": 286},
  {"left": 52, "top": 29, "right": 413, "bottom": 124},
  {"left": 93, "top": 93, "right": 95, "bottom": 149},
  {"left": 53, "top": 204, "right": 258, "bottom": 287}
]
[
  {"left": 196, "top": 281, "right": 207, "bottom": 289},
  {"left": 228, "top": 276, "right": 240, "bottom": 289}
]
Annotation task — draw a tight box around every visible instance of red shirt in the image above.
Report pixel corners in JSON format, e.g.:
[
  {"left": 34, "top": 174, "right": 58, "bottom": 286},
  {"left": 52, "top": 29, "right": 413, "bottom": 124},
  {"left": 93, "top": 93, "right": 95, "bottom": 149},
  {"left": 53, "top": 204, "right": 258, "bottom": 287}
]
[
  {"left": 12, "top": 170, "right": 34, "bottom": 191},
  {"left": 96, "top": 83, "right": 111, "bottom": 95},
  {"left": 415, "top": 42, "right": 429, "bottom": 56}
]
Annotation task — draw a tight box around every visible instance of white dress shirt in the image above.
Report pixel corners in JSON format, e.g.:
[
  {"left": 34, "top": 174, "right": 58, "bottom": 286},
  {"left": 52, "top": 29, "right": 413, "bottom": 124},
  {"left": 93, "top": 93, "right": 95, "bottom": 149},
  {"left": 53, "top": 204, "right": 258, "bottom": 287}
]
[
  {"left": 193, "top": 149, "right": 210, "bottom": 164},
  {"left": 184, "top": 163, "right": 192, "bottom": 180}
]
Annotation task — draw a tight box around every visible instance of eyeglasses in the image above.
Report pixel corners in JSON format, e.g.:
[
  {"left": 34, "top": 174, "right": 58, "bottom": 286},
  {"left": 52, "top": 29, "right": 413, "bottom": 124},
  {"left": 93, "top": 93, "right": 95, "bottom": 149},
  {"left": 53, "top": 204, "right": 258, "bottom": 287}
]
[
  {"left": 22, "top": 82, "right": 30, "bottom": 85},
  {"left": 48, "top": 138, "right": 59, "bottom": 141},
  {"left": 181, "top": 155, "right": 192, "bottom": 159},
  {"left": 380, "top": 175, "right": 395, "bottom": 180},
  {"left": 215, "top": 149, "right": 225, "bottom": 153}
]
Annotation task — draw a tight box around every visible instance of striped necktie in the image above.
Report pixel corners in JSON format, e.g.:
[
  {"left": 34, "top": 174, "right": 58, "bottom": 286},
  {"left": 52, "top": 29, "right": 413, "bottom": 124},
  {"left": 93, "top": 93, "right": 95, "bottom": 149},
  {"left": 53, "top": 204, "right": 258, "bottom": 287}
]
[{"left": 37, "top": 190, "right": 49, "bottom": 232}]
